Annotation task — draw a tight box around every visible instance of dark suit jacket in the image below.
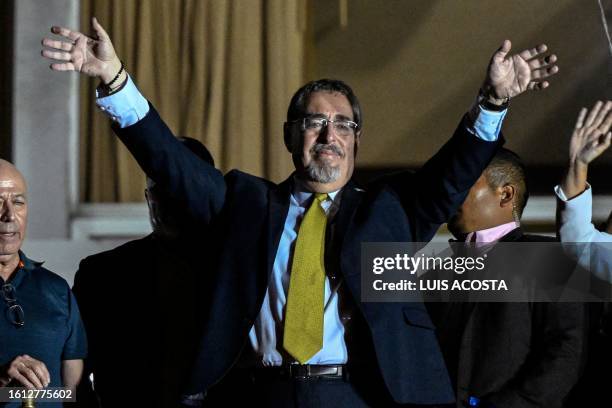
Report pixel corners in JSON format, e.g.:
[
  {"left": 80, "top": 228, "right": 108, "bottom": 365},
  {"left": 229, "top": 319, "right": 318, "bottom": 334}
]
[
  {"left": 432, "top": 229, "right": 586, "bottom": 408},
  {"left": 73, "top": 234, "right": 208, "bottom": 407},
  {"left": 112, "top": 104, "right": 502, "bottom": 405}
]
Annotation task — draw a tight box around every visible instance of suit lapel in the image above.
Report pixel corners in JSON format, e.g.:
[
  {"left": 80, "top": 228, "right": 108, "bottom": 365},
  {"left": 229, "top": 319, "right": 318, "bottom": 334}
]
[
  {"left": 266, "top": 177, "right": 292, "bottom": 280},
  {"left": 332, "top": 179, "right": 363, "bottom": 249},
  {"left": 265, "top": 177, "right": 364, "bottom": 285}
]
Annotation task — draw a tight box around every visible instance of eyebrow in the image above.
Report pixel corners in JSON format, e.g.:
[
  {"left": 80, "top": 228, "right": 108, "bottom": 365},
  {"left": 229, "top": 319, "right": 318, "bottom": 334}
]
[{"left": 305, "top": 112, "right": 354, "bottom": 121}]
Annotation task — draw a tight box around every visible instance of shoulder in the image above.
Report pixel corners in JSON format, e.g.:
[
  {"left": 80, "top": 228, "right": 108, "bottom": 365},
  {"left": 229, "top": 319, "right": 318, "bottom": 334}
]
[
  {"left": 28, "top": 264, "right": 73, "bottom": 304},
  {"left": 76, "top": 236, "right": 153, "bottom": 274},
  {"left": 224, "top": 169, "right": 280, "bottom": 204},
  {"left": 225, "top": 169, "right": 276, "bottom": 189},
  {"left": 32, "top": 265, "right": 70, "bottom": 290}
]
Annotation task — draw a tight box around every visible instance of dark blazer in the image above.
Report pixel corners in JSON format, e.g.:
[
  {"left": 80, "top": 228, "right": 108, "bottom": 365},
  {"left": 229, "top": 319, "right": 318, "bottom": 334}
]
[
  {"left": 113, "top": 104, "right": 502, "bottom": 405},
  {"left": 432, "top": 229, "right": 587, "bottom": 408},
  {"left": 73, "top": 235, "right": 207, "bottom": 407}
]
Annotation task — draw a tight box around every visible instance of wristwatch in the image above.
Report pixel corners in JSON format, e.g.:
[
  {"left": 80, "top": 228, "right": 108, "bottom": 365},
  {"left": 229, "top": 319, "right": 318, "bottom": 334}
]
[{"left": 477, "top": 89, "right": 509, "bottom": 112}]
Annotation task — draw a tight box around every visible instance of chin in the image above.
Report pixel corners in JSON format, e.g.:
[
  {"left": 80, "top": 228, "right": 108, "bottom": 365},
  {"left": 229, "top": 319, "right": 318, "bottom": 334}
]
[
  {"left": 0, "top": 250, "right": 19, "bottom": 260},
  {"left": 305, "top": 163, "right": 341, "bottom": 184}
]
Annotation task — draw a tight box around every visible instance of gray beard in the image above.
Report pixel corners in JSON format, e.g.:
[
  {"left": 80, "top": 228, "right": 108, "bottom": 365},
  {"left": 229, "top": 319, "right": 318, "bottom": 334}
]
[{"left": 304, "top": 160, "right": 341, "bottom": 184}]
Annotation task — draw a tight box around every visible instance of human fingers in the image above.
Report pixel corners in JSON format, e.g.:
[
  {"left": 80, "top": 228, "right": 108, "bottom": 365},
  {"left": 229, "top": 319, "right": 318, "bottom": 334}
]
[
  {"left": 50, "top": 25, "right": 81, "bottom": 42},
  {"left": 23, "top": 355, "right": 50, "bottom": 386},
  {"left": 41, "top": 38, "right": 73, "bottom": 52},
  {"left": 585, "top": 101, "right": 604, "bottom": 127},
  {"left": 41, "top": 49, "right": 72, "bottom": 61},
  {"left": 527, "top": 53, "right": 557, "bottom": 70},
  {"left": 491, "top": 39, "right": 512, "bottom": 64},
  {"left": 518, "top": 43, "right": 548, "bottom": 60},
  {"left": 529, "top": 64, "right": 559, "bottom": 80},
  {"left": 91, "top": 17, "right": 111, "bottom": 41},
  {"left": 526, "top": 81, "right": 549, "bottom": 91},
  {"left": 16, "top": 361, "right": 43, "bottom": 389},
  {"left": 49, "top": 62, "right": 77, "bottom": 72},
  {"left": 574, "top": 107, "right": 588, "bottom": 130},
  {"left": 592, "top": 101, "right": 612, "bottom": 130}
]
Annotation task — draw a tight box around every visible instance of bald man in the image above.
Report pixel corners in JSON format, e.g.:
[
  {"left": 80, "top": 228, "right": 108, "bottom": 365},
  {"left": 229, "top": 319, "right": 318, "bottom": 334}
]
[{"left": 0, "top": 160, "right": 87, "bottom": 407}]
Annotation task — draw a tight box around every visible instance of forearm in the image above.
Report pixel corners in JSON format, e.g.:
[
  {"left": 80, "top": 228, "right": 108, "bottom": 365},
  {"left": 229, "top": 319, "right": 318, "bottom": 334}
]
[
  {"left": 555, "top": 184, "right": 599, "bottom": 243},
  {"left": 115, "top": 105, "right": 226, "bottom": 224},
  {"left": 405, "top": 114, "right": 503, "bottom": 239},
  {"left": 61, "top": 360, "right": 84, "bottom": 390},
  {"left": 561, "top": 160, "right": 588, "bottom": 200}
]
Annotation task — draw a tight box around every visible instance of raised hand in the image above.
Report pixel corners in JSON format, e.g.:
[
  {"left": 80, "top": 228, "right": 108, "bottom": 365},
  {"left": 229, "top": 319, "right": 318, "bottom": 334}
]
[
  {"left": 561, "top": 101, "right": 612, "bottom": 198},
  {"left": 483, "top": 40, "right": 559, "bottom": 102},
  {"left": 569, "top": 101, "right": 612, "bottom": 166},
  {"left": 41, "top": 17, "right": 121, "bottom": 84}
]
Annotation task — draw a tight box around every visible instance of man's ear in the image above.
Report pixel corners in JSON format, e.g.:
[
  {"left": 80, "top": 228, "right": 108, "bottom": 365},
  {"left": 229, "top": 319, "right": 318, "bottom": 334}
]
[
  {"left": 354, "top": 130, "right": 361, "bottom": 156},
  {"left": 499, "top": 184, "right": 516, "bottom": 208}
]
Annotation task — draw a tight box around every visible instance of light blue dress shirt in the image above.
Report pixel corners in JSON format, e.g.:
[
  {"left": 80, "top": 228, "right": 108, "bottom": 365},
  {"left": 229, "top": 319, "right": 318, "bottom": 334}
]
[
  {"left": 249, "top": 182, "right": 347, "bottom": 365},
  {"left": 96, "top": 76, "right": 507, "bottom": 365},
  {"left": 556, "top": 184, "right": 612, "bottom": 283}
]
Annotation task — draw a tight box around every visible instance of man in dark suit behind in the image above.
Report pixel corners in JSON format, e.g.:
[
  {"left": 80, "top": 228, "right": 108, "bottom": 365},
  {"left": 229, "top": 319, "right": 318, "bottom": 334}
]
[
  {"left": 73, "top": 137, "right": 215, "bottom": 407},
  {"left": 433, "top": 149, "right": 586, "bottom": 408},
  {"left": 44, "top": 18, "right": 561, "bottom": 407}
]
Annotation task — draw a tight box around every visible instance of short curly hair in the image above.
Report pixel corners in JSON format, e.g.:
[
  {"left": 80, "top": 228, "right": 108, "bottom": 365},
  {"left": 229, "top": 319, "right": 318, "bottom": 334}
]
[{"left": 484, "top": 148, "right": 529, "bottom": 217}]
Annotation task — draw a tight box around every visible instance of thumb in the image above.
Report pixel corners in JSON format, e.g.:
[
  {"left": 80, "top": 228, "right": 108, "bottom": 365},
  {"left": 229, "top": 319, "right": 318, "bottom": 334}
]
[
  {"left": 91, "top": 16, "right": 110, "bottom": 41},
  {"left": 493, "top": 39, "right": 512, "bottom": 63}
]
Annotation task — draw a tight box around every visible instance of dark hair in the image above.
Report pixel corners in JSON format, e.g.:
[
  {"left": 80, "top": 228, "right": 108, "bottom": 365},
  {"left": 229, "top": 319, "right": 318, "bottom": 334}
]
[
  {"left": 484, "top": 148, "right": 529, "bottom": 217},
  {"left": 178, "top": 136, "right": 214, "bottom": 166},
  {"left": 286, "top": 79, "right": 363, "bottom": 129}
]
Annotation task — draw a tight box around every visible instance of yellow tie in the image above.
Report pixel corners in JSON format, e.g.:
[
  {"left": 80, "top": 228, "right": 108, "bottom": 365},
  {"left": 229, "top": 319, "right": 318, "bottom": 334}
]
[{"left": 283, "top": 193, "right": 328, "bottom": 363}]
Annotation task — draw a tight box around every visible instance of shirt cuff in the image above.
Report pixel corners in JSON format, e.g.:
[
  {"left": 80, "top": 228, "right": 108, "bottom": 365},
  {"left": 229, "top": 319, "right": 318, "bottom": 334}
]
[
  {"left": 554, "top": 183, "right": 592, "bottom": 203},
  {"left": 555, "top": 183, "right": 594, "bottom": 240},
  {"left": 95, "top": 75, "right": 150, "bottom": 128},
  {"left": 466, "top": 103, "right": 507, "bottom": 141}
]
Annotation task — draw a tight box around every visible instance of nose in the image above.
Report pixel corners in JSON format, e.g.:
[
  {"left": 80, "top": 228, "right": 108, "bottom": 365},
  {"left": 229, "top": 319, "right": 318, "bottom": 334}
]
[
  {"left": 0, "top": 202, "right": 14, "bottom": 222},
  {"left": 317, "top": 121, "right": 337, "bottom": 144}
]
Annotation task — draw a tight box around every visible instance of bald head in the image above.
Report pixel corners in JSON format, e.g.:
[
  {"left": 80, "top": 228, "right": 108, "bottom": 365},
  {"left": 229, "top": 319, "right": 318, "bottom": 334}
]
[
  {"left": 0, "top": 159, "right": 28, "bottom": 265},
  {"left": 0, "top": 160, "right": 27, "bottom": 192}
]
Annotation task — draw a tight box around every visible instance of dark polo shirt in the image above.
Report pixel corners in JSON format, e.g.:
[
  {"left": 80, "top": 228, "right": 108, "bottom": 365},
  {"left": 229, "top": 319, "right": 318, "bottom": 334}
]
[{"left": 0, "top": 251, "right": 87, "bottom": 408}]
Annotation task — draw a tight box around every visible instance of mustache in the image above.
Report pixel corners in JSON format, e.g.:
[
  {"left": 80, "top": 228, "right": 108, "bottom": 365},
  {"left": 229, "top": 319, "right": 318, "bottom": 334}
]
[{"left": 310, "top": 143, "right": 344, "bottom": 158}]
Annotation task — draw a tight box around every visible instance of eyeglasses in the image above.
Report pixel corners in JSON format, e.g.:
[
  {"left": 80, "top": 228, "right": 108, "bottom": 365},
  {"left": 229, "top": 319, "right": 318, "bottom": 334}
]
[
  {"left": 298, "top": 117, "right": 359, "bottom": 137},
  {"left": 2, "top": 283, "right": 25, "bottom": 327}
]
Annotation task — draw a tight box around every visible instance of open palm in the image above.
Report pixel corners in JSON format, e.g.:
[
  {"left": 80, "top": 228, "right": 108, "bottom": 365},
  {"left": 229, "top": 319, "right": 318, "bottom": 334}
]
[
  {"left": 42, "top": 17, "right": 119, "bottom": 82},
  {"left": 485, "top": 40, "right": 558, "bottom": 100},
  {"left": 570, "top": 101, "right": 612, "bottom": 165}
]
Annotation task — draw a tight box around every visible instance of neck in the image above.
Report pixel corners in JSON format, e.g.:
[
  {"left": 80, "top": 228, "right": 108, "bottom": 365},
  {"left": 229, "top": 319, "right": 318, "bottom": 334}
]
[
  {"left": 0, "top": 254, "right": 20, "bottom": 282},
  {"left": 295, "top": 174, "right": 347, "bottom": 193}
]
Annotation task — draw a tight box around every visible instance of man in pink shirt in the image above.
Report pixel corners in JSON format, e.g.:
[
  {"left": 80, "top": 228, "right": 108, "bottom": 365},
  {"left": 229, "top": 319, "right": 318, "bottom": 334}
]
[{"left": 430, "top": 148, "right": 586, "bottom": 408}]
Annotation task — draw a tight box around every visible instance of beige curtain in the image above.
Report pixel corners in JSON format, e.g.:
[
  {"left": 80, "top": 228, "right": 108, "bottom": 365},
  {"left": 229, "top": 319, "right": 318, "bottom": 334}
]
[{"left": 80, "top": 0, "right": 307, "bottom": 202}]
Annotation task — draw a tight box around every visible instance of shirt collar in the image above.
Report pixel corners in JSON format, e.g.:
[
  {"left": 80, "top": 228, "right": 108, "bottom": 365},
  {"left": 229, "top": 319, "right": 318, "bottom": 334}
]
[
  {"left": 0, "top": 251, "right": 43, "bottom": 286},
  {"left": 464, "top": 221, "right": 519, "bottom": 245},
  {"left": 19, "top": 251, "right": 43, "bottom": 272},
  {"left": 291, "top": 175, "right": 341, "bottom": 207}
]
